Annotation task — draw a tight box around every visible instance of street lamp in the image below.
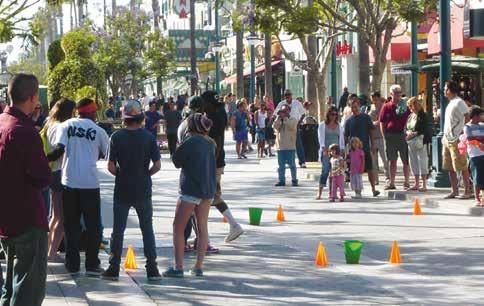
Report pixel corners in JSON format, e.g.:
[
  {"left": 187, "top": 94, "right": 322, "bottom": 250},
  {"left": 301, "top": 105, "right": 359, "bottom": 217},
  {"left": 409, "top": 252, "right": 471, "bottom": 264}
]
[{"left": 246, "top": 33, "right": 261, "bottom": 104}]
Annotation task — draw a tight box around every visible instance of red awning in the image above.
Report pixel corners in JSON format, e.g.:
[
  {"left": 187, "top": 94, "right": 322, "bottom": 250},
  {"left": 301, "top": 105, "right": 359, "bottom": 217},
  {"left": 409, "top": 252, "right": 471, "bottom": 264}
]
[
  {"left": 224, "top": 60, "right": 282, "bottom": 85},
  {"left": 427, "top": 5, "right": 484, "bottom": 55}
]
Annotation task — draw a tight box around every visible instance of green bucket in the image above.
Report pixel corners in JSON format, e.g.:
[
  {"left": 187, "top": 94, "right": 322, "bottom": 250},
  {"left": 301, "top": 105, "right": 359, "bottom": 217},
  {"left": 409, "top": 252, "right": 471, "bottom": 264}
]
[
  {"left": 344, "top": 240, "right": 364, "bottom": 264},
  {"left": 249, "top": 207, "right": 263, "bottom": 225}
]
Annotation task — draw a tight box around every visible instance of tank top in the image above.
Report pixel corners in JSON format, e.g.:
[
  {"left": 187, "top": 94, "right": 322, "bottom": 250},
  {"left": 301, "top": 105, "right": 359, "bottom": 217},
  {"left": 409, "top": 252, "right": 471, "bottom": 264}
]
[
  {"left": 257, "top": 111, "right": 267, "bottom": 128},
  {"left": 325, "top": 125, "right": 340, "bottom": 148}
]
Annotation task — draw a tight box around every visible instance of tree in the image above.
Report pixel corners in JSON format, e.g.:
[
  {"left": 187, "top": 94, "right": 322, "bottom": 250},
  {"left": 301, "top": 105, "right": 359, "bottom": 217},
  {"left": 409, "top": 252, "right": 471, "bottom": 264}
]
[
  {"left": 255, "top": 0, "right": 342, "bottom": 118},
  {"left": 8, "top": 54, "right": 48, "bottom": 85},
  {"left": 93, "top": 8, "right": 150, "bottom": 96},
  {"left": 144, "top": 29, "right": 176, "bottom": 95},
  {"left": 0, "top": 0, "right": 41, "bottom": 43},
  {"left": 315, "top": 0, "right": 437, "bottom": 92}
]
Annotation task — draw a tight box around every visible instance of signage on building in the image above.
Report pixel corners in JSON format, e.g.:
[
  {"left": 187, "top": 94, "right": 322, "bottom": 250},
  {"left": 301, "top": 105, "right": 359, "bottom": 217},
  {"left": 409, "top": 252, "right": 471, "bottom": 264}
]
[
  {"left": 168, "top": 30, "right": 215, "bottom": 62},
  {"left": 391, "top": 67, "right": 412, "bottom": 75},
  {"left": 464, "top": 0, "right": 484, "bottom": 39},
  {"left": 174, "top": 0, "right": 190, "bottom": 18}
]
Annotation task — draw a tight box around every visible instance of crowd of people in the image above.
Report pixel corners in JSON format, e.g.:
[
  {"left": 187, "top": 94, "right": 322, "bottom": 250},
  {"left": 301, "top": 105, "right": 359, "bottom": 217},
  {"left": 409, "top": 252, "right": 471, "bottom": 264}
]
[{"left": 0, "top": 72, "right": 483, "bottom": 306}]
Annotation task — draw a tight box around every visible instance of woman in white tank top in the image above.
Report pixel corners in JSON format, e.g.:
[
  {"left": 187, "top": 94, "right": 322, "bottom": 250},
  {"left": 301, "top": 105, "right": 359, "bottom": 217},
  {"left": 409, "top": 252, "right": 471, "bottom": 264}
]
[{"left": 255, "top": 103, "right": 268, "bottom": 158}]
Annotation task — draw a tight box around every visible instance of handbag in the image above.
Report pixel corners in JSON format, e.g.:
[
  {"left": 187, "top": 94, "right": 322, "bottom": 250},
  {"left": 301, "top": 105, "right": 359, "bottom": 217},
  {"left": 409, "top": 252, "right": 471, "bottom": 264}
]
[{"left": 407, "top": 134, "right": 424, "bottom": 150}]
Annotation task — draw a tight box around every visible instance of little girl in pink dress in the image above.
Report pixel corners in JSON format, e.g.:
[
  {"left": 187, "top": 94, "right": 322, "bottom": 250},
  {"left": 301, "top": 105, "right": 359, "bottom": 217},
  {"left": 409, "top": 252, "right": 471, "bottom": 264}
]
[{"left": 348, "top": 137, "right": 365, "bottom": 198}]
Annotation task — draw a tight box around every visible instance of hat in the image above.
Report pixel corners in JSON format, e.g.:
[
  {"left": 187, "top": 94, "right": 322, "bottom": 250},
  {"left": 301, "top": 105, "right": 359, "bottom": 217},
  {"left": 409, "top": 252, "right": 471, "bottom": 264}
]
[
  {"left": 122, "top": 100, "right": 144, "bottom": 119},
  {"left": 188, "top": 96, "right": 203, "bottom": 111},
  {"left": 201, "top": 90, "right": 223, "bottom": 106},
  {"left": 187, "top": 113, "right": 213, "bottom": 133}
]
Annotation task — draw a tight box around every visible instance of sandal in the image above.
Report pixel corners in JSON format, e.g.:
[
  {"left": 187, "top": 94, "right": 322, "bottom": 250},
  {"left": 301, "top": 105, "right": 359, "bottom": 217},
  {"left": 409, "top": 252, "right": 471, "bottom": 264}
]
[
  {"left": 444, "top": 193, "right": 457, "bottom": 199},
  {"left": 457, "top": 194, "right": 473, "bottom": 200}
]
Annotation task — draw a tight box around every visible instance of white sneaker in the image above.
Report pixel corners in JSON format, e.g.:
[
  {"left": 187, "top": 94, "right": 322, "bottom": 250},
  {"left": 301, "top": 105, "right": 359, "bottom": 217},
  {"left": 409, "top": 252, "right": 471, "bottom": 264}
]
[{"left": 224, "top": 224, "right": 244, "bottom": 243}]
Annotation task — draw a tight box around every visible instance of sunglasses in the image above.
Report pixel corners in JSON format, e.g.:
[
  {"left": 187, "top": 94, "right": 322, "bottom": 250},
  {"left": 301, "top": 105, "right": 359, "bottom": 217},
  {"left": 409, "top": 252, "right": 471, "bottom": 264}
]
[{"left": 329, "top": 113, "right": 338, "bottom": 116}]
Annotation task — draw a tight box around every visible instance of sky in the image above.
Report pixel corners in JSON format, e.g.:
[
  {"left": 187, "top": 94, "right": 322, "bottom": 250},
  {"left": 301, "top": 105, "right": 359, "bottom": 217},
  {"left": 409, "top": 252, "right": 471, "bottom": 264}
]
[{"left": 1, "top": 0, "right": 154, "bottom": 63}]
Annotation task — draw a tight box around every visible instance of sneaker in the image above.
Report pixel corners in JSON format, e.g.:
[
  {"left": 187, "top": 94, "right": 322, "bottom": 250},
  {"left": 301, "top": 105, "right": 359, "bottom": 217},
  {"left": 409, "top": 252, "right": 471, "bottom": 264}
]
[
  {"left": 275, "top": 182, "right": 285, "bottom": 187},
  {"left": 292, "top": 181, "right": 299, "bottom": 187},
  {"left": 86, "top": 266, "right": 104, "bottom": 277},
  {"left": 373, "top": 190, "right": 380, "bottom": 197},
  {"left": 190, "top": 267, "right": 203, "bottom": 277},
  {"left": 206, "top": 245, "right": 220, "bottom": 254},
  {"left": 162, "top": 267, "right": 184, "bottom": 278},
  {"left": 225, "top": 224, "right": 244, "bottom": 243},
  {"left": 101, "top": 265, "right": 119, "bottom": 281},
  {"left": 66, "top": 267, "right": 80, "bottom": 276},
  {"left": 147, "top": 266, "right": 162, "bottom": 281},
  {"left": 300, "top": 163, "right": 307, "bottom": 168}
]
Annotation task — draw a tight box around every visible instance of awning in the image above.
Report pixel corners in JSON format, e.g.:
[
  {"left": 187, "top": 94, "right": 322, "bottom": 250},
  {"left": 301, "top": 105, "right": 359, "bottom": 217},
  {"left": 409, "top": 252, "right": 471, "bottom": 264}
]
[
  {"left": 224, "top": 60, "right": 282, "bottom": 85},
  {"left": 421, "top": 61, "right": 482, "bottom": 73}
]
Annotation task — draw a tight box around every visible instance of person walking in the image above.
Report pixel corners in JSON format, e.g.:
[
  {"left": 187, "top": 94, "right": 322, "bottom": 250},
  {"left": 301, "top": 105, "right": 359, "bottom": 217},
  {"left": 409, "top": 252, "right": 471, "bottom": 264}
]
[
  {"left": 42, "top": 98, "right": 76, "bottom": 262},
  {"left": 164, "top": 100, "right": 182, "bottom": 157},
  {"left": 0, "top": 73, "right": 52, "bottom": 306},
  {"left": 202, "top": 91, "right": 244, "bottom": 243},
  {"left": 379, "top": 84, "right": 411, "bottom": 190},
  {"left": 348, "top": 137, "right": 365, "bottom": 198},
  {"left": 102, "top": 100, "right": 162, "bottom": 281},
  {"left": 163, "top": 114, "right": 216, "bottom": 278},
  {"left": 368, "top": 91, "right": 390, "bottom": 185},
  {"left": 273, "top": 105, "right": 298, "bottom": 186},
  {"left": 328, "top": 144, "right": 346, "bottom": 202},
  {"left": 344, "top": 98, "right": 380, "bottom": 197},
  {"left": 405, "top": 97, "right": 430, "bottom": 192},
  {"left": 442, "top": 81, "right": 472, "bottom": 199},
  {"left": 145, "top": 101, "right": 162, "bottom": 139},
  {"left": 231, "top": 99, "right": 249, "bottom": 159},
  {"left": 463, "top": 106, "right": 484, "bottom": 206},
  {"left": 275, "top": 89, "right": 306, "bottom": 168},
  {"left": 316, "top": 106, "right": 345, "bottom": 199},
  {"left": 255, "top": 103, "right": 268, "bottom": 158},
  {"left": 50, "top": 98, "right": 109, "bottom": 276}
]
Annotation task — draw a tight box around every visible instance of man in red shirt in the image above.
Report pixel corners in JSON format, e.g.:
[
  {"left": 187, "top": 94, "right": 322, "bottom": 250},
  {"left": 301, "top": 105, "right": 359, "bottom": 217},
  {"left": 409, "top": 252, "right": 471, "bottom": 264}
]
[
  {"left": 0, "top": 74, "right": 51, "bottom": 306},
  {"left": 379, "top": 84, "right": 411, "bottom": 190}
]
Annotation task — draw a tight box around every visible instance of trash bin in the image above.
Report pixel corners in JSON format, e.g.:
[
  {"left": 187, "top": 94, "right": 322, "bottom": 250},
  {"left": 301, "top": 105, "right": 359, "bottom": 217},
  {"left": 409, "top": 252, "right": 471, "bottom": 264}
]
[
  {"left": 344, "top": 240, "right": 364, "bottom": 264},
  {"left": 300, "top": 118, "right": 320, "bottom": 162},
  {"left": 249, "top": 208, "right": 263, "bottom": 225}
]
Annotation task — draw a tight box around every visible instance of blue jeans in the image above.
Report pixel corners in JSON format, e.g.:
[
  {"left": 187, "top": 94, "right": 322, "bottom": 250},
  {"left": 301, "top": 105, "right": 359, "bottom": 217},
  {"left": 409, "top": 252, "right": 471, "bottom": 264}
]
[
  {"left": 319, "top": 153, "right": 331, "bottom": 187},
  {"left": 1, "top": 228, "right": 47, "bottom": 306},
  {"left": 296, "top": 130, "right": 306, "bottom": 165},
  {"left": 277, "top": 150, "right": 297, "bottom": 184},
  {"left": 109, "top": 198, "right": 157, "bottom": 267}
]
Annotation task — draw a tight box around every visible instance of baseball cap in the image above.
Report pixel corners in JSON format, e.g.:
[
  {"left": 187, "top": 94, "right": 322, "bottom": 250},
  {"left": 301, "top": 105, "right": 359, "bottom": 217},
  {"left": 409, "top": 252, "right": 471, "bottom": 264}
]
[{"left": 122, "top": 100, "right": 144, "bottom": 119}]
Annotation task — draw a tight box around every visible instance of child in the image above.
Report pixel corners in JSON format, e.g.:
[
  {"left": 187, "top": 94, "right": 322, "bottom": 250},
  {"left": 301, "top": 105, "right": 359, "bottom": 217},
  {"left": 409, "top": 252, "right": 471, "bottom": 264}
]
[
  {"left": 231, "top": 99, "right": 249, "bottom": 159},
  {"left": 348, "top": 137, "right": 365, "bottom": 198},
  {"left": 164, "top": 113, "right": 216, "bottom": 277},
  {"left": 328, "top": 144, "right": 346, "bottom": 202},
  {"left": 463, "top": 106, "right": 484, "bottom": 206},
  {"left": 255, "top": 103, "right": 268, "bottom": 158}
]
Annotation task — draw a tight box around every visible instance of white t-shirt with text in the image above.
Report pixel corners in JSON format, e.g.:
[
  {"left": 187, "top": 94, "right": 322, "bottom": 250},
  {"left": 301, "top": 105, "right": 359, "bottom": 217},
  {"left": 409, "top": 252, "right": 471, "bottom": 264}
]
[{"left": 55, "top": 118, "right": 109, "bottom": 189}]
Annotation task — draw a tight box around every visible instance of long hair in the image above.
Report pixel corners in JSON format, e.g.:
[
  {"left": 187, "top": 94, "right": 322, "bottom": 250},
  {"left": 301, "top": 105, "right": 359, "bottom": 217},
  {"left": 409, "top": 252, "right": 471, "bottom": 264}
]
[
  {"left": 45, "top": 98, "right": 76, "bottom": 129},
  {"left": 325, "top": 106, "right": 339, "bottom": 125}
]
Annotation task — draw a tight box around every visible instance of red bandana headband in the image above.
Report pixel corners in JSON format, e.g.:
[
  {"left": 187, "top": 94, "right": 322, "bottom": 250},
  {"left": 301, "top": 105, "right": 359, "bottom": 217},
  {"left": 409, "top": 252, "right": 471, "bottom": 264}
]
[{"left": 77, "top": 101, "right": 98, "bottom": 113}]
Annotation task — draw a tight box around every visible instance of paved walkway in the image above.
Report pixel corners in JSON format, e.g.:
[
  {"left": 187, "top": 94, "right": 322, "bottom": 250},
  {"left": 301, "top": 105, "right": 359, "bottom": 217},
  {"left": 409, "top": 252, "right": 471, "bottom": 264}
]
[{"left": 3, "top": 134, "right": 484, "bottom": 305}]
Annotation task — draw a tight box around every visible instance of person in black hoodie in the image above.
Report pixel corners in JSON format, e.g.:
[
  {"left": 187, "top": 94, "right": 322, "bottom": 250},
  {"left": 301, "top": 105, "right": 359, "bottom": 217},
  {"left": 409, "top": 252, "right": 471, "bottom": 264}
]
[{"left": 201, "top": 91, "right": 244, "bottom": 243}]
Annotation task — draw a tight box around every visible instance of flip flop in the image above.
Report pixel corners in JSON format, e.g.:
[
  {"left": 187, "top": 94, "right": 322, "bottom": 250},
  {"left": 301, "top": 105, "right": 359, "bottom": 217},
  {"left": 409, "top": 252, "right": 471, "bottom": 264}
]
[
  {"left": 444, "top": 193, "right": 457, "bottom": 199},
  {"left": 457, "top": 194, "right": 473, "bottom": 200}
]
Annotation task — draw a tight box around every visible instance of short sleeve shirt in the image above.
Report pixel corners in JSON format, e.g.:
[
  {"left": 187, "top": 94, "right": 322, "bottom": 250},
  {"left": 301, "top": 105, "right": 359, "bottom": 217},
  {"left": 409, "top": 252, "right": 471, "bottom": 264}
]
[
  {"left": 344, "top": 113, "right": 374, "bottom": 151},
  {"left": 164, "top": 110, "right": 182, "bottom": 135},
  {"left": 109, "top": 128, "right": 161, "bottom": 203},
  {"left": 444, "top": 97, "right": 469, "bottom": 143},
  {"left": 379, "top": 101, "right": 410, "bottom": 134},
  {"left": 463, "top": 123, "right": 484, "bottom": 158},
  {"left": 56, "top": 118, "right": 109, "bottom": 188},
  {"left": 145, "top": 111, "right": 162, "bottom": 134}
]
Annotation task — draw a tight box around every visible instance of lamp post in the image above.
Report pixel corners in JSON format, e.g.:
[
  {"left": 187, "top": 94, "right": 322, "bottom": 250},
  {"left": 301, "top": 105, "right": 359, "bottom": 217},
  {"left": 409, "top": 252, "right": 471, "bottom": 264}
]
[
  {"left": 246, "top": 33, "right": 260, "bottom": 104},
  {"left": 410, "top": 20, "right": 418, "bottom": 97},
  {"left": 214, "top": 0, "right": 221, "bottom": 93},
  {"left": 429, "top": 0, "right": 451, "bottom": 187}
]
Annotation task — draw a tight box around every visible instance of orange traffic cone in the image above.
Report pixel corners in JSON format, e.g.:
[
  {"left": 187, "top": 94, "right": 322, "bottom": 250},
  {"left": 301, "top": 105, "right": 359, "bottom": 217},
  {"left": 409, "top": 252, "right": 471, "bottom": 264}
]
[
  {"left": 222, "top": 216, "right": 228, "bottom": 223},
  {"left": 124, "top": 245, "right": 138, "bottom": 269},
  {"left": 276, "top": 205, "right": 285, "bottom": 222},
  {"left": 413, "top": 198, "right": 422, "bottom": 215},
  {"left": 315, "top": 242, "right": 329, "bottom": 267},
  {"left": 389, "top": 240, "right": 402, "bottom": 264}
]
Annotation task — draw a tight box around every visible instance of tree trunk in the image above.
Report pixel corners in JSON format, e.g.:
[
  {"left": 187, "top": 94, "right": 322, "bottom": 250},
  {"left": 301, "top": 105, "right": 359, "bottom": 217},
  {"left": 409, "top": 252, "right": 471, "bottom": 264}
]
[
  {"left": 189, "top": 0, "right": 197, "bottom": 95},
  {"left": 156, "top": 77, "right": 162, "bottom": 95},
  {"left": 77, "top": 0, "right": 84, "bottom": 26},
  {"left": 315, "top": 74, "right": 327, "bottom": 121},
  {"left": 371, "top": 58, "right": 386, "bottom": 92},
  {"left": 112, "top": 0, "right": 116, "bottom": 17},
  {"left": 263, "top": 32, "right": 273, "bottom": 99},
  {"left": 306, "top": 35, "right": 318, "bottom": 117},
  {"left": 236, "top": 29, "right": 244, "bottom": 99},
  {"left": 152, "top": 0, "right": 160, "bottom": 29},
  {"left": 357, "top": 20, "right": 370, "bottom": 95}
]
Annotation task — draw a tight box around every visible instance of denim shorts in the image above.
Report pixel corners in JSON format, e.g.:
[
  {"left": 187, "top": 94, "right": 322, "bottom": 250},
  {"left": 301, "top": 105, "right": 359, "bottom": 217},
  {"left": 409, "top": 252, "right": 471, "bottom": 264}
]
[{"left": 179, "top": 194, "right": 212, "bottom": 205}]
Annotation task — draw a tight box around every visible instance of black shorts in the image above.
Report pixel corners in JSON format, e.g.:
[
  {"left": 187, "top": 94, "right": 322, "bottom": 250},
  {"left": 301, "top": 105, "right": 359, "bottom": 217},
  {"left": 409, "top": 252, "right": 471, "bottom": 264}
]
[
  {"left": 363, "top": 150, "right": 374, "bottom": 172},
  {"left": 50, "top": 170, "right": 63, "bottom": 192}
]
